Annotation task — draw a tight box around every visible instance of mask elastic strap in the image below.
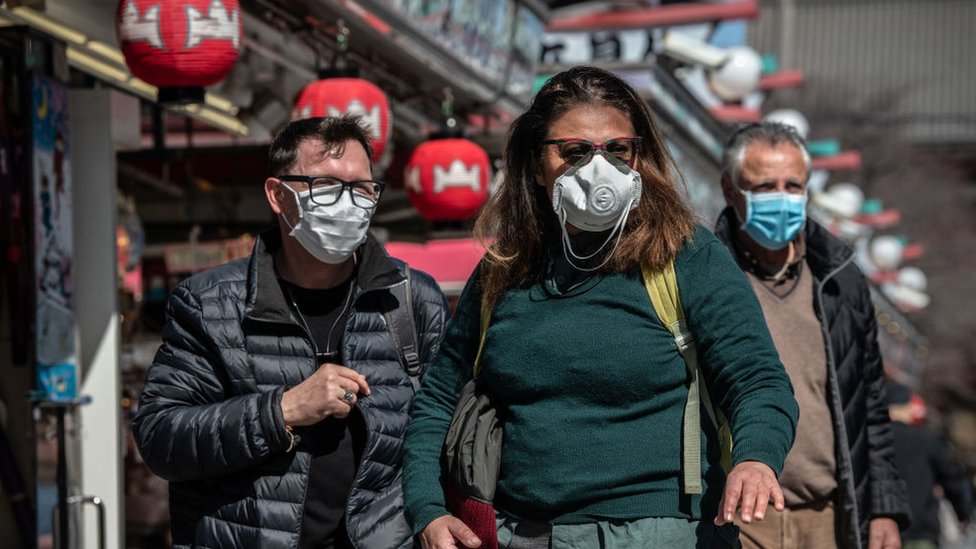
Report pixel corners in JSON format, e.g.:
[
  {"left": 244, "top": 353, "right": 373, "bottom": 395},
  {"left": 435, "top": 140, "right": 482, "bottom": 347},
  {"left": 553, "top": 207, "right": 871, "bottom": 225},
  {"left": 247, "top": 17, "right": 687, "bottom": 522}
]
[
  {"left": 558, "top": 198, "right": 633, "bottom": 272},
  {"left": 279, "top": 185, "right": 305, "bottom": 233},
  {"left": 734, "top": 188, "right": 752, "bottom": 230}
]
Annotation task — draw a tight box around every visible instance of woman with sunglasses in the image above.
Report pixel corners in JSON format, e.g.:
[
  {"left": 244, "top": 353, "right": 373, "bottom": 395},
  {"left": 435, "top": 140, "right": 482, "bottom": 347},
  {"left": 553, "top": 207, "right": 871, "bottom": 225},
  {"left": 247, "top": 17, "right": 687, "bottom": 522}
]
[{"left": 404, "top": 66, "right": 799, "bottom": 548}]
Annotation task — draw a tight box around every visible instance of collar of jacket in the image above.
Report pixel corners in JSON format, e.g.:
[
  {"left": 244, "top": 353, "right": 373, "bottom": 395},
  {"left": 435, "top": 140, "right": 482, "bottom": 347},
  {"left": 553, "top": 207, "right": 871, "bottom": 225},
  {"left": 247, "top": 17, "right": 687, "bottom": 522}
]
[
  {"left": 713, "top": 206, "right": 854, "bottom": 280},
  {"left": 243, "top": 225, "right": 406, "bottom": 325}
]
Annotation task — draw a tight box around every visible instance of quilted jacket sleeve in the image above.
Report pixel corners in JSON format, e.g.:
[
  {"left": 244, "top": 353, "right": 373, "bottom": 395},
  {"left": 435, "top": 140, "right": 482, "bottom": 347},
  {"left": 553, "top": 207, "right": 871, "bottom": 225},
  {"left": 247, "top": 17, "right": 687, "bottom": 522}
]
[{"left": 132, "top": 284, "right": 291, "bottom": 482}]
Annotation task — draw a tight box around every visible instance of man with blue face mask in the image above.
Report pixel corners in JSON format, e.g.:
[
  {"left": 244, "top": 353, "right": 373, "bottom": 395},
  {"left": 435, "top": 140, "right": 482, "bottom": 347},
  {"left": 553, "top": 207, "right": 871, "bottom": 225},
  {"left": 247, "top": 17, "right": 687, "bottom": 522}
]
[
  {"left": 133, "top": 116, "right": 449, "bottom": 549},
  {"left": 714, "top": 122, "right": 910, "bottom": 549}
]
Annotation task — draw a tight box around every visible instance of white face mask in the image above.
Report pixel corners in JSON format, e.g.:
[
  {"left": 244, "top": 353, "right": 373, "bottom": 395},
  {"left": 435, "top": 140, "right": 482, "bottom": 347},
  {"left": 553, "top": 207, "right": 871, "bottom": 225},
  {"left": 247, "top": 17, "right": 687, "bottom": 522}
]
[
  {"left": 551, "top": 153, "right": 642, "bottom": 271},
  {"left": 280, "top": 185, "right": 374, "bottom": 264}
]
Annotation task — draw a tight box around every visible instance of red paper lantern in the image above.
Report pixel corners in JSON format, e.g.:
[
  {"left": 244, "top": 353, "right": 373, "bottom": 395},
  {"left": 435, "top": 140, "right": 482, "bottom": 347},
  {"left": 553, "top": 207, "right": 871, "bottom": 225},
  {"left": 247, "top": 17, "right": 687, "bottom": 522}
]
[
  {"left": 292, "top": 78, "right": 392, "bottom": 162},
  {"left": 405, "top": 138, "right": 490, "bottom": 221},
  {"left": 116, "top": 0, "right": 242, "bottom": 102}
]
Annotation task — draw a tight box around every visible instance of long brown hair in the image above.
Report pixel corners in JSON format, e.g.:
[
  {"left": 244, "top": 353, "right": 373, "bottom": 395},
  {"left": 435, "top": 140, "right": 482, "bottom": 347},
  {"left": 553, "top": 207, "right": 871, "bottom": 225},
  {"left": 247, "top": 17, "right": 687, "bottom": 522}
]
[{"left": 473, "top": 66, "right": 696, "bottom": 310}]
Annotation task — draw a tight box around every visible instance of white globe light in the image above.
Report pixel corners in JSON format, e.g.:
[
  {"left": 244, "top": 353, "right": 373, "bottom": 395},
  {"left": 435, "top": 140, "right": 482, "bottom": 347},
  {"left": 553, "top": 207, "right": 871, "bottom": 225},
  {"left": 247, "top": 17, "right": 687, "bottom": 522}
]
[
  {"left": 824, "top": 183, "right": 864, "bottom": 218},
  {"left": 870, "top": 236, "right": 904, "bottom": 271},
  {"left": 884, "top": 284, "right": 930, "bottom": 311},
  {"left": 764, "top": 109, "right": 810, "bottom": 139},
  {"left": 708, "top": 46, "right": 763, "bottom": 102},
  {"left": 897, "top": 266, "right": 927, "bottom": 292}
]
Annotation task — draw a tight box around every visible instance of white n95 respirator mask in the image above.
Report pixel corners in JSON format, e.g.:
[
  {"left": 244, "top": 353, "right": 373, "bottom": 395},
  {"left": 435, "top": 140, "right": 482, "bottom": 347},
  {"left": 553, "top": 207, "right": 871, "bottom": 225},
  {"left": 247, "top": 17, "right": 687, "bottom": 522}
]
[{"left": 551, "top": 154, "right": 642, "bottom": 271}]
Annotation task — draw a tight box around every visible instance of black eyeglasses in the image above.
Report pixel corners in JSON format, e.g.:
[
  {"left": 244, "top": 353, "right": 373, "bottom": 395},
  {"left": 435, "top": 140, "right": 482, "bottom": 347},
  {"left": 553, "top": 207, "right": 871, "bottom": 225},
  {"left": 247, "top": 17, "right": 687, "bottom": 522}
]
[
  {"left": 278, "top": 175, "right": 385, "bottom": 208},
  {"left": 542, "top": 137, "right": 642, "bottom": 168}
]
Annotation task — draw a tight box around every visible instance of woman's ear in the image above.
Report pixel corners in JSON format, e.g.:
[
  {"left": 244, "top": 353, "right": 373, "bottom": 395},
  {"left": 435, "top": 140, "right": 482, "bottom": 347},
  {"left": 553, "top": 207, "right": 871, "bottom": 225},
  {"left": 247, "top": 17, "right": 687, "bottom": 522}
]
[{"left": 533, "top": 163, "right": 545, "bottom": 187}]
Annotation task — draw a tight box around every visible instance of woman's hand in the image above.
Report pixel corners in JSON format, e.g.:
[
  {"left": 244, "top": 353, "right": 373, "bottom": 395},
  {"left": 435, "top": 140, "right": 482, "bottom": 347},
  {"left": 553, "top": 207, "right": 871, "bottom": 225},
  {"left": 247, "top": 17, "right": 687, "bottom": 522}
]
[
  {"left": 714, "top": 460, "right": 784, "bottom": 526},
  {"left": 419, "top": 515, "right": 482, "bottom": 549}
]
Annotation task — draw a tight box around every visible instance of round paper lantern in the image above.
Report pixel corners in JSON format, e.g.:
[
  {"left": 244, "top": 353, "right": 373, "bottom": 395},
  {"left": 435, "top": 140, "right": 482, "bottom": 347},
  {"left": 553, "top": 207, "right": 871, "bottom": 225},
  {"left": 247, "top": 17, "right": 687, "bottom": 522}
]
[
  {"left": 870, "top": 236, "right": 904, "bottom": 271},
  {"left": 708, "top": 46, "right": 762, "bottom": 102},
  {"left": 764, "top": 108, "right": 810, "bottom": 140},
  {"left": 825, "top": 182, "right": 864, "bottom": 218},
  {"left": 404, "top": 138, "right": 490, "bottom": 221},
  {"left": 897, "top": 266, "right": 927, "bottom": 292},
  {"left": 292, "top": 78, "right": 392, "bottom": 162},
  {"left": 117, "top": 0, "right": 242, "bottom": 102}
]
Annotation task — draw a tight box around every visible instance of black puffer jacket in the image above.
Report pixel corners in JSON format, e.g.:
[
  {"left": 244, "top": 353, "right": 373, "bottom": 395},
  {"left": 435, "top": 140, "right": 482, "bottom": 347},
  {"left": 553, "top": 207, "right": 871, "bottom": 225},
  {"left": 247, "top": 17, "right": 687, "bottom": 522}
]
[
  {"left": 133, "top": 229, "right": 449, "bottom": 549},
  {"left": 715, "top": 209, "right": 910, "bottom": 548}
]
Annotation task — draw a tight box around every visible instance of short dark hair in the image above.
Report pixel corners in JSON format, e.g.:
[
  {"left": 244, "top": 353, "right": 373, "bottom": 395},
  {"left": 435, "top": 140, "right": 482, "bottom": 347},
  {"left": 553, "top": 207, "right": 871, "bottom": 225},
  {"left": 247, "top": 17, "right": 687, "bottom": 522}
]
[
  {"left": 721, "top": 122, "right": 811, "bottom": 184},
  {"left": 267, "top": 116, "right": 374, "bottom": 177}
]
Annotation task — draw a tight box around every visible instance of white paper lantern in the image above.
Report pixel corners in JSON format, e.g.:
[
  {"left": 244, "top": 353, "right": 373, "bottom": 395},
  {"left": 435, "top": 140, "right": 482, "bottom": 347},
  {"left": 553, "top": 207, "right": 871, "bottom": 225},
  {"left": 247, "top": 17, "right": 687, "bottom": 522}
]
[
  {"left": 897, "top": 266, "right": 927, "bottom": 292},
  {"left": 884, "top": 283, "right": 930, "bottom": 311},
  {"left": 708, "top": 46, "right": 762, "bottom": 102},
  {"left": 813, "top": 182, "right": 864, "bottom": 219},
  {"left": 764, "top": 109, "right": 810, "bottom": 139},
  {"left": 870, "top": 236, "right": 904, "bottom": 271}
]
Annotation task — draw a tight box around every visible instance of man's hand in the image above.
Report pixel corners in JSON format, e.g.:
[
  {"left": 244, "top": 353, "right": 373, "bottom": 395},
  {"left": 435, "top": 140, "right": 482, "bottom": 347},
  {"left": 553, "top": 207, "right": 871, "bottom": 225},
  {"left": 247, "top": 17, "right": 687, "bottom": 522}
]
[
  {"left": 281, "top": 363, "right": 370, "bottom": 426},
  {"left": 419, "top": 515, "right": 481, "bottom": 549},
  {"left": 714, "top": 461, "right": 784, "bottom": 525},
  {"left": 868, "top": 517, "right": 901, "bottom": 549}
]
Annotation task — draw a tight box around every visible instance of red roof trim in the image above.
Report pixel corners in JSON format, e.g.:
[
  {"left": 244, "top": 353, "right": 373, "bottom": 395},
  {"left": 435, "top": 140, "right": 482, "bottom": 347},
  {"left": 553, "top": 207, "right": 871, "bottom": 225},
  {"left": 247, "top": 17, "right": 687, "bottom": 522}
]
[
  {"left": 709, "top": 105, "right": 761, "bottom": 122},
  {"left": 759, "top": 70, "right": 806, "bottom": 90},
  {"left": 548, "top": 0, "right": 758, "bottom": 32},
  {"left": 812, "top": 151, "right": 862, "bottom": 171}
]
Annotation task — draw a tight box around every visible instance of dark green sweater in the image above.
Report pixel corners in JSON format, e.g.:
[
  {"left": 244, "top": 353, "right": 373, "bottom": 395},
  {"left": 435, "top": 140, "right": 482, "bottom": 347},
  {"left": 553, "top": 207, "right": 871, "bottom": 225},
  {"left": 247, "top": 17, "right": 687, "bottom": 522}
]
[{"left": 404, "top": 227, "right": 798, "bottom": 534}]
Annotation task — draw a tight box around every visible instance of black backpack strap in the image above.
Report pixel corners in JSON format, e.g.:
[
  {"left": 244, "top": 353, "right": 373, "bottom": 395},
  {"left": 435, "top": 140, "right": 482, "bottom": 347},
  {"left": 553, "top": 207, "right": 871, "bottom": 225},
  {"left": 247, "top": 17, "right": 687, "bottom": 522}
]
[{"left": 384, "top": 268, "right": 422, "bottom": 391}]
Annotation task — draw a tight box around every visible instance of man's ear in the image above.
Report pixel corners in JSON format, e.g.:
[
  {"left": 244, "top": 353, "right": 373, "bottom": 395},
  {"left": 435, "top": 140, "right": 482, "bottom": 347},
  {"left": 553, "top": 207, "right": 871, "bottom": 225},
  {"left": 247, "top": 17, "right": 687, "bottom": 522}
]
[{"left": 265, "top": 177, "right": 284, "bottom": 215}]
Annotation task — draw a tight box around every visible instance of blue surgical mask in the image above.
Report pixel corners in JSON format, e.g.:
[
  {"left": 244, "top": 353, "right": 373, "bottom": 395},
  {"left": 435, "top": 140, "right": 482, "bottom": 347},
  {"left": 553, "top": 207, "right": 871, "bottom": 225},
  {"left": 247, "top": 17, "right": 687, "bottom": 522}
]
[{"left": 736, "top": 190, "right": 807, "bottom": 250}]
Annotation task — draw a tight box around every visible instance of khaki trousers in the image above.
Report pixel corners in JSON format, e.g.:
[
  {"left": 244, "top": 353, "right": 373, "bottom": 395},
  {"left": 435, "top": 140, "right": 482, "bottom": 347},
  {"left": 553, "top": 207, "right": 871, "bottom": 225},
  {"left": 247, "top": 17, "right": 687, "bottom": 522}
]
[{"left": 735, "top": 501, "right": 837, "bottom": 549}]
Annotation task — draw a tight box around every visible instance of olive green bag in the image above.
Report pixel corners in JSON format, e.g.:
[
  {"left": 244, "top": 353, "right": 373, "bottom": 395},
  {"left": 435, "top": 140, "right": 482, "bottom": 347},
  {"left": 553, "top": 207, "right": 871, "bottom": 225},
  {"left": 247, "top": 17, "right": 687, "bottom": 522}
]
[{"left": 443, "top": 289, "right": 499, "bottom": 504}]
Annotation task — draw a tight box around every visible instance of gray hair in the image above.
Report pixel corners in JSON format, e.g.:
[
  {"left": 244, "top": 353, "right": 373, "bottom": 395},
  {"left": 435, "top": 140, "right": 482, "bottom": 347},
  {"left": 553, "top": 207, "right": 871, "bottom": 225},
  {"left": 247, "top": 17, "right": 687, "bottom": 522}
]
[{"left": 721, "top": 122, "right": 812, "bottom": 184}]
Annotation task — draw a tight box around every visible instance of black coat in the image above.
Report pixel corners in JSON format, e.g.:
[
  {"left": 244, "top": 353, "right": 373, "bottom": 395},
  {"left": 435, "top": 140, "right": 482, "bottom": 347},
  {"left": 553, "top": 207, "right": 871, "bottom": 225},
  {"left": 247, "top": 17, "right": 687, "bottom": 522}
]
[
  {"left": 891, "top": 421, "right": 972, "bottom": 543},
  {"left": 715, "top": 209, "right": 910, "bottom": 548},
  {"left": 133, "top": 229, "right": 449, "bottom": 548}
]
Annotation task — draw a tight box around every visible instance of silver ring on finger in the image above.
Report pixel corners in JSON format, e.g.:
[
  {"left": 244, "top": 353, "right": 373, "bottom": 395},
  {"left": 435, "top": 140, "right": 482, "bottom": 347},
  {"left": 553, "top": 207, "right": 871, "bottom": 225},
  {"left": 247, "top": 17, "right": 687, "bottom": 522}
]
[{"left": 341, "top": 389, "right": 356, "bottom": 405}]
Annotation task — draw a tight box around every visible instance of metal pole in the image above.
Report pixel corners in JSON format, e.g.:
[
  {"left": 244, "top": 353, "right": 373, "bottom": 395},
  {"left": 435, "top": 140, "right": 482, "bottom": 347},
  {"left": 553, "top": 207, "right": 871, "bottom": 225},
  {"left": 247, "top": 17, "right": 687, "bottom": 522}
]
[
  {"left": 67, "top": 495, "right": 106, "bottom": 549},
  {"left": 56, "top": 406, "right": 69, "bottom": 549}
]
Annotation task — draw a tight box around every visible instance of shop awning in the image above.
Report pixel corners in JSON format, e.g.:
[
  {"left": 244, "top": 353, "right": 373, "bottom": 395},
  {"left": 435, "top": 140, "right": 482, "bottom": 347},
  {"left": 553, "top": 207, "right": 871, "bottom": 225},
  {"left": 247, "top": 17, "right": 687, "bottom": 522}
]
[{"left": 383, "top": 238, "right": 485, "bottom": 295}]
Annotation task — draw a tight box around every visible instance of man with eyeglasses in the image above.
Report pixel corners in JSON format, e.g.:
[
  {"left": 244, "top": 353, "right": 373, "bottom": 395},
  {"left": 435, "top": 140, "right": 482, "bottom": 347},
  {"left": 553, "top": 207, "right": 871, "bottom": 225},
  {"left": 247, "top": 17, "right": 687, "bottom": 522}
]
[
  {"left": 133, "top": 116, "right": 449, "bottom": 549},
  {"left": 713, "top": 122, "right": 910, "bottom": 549}
]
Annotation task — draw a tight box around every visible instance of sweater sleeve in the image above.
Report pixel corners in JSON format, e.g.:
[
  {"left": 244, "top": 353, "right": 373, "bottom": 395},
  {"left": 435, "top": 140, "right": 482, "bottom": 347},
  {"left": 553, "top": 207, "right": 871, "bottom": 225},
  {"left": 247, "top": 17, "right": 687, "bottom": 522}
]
[
  {"left": 676, "top": 228, "right": 800, "bottom": 476},
  {"left": 403, "top": 267, "right": 484, "bottom": 535}
]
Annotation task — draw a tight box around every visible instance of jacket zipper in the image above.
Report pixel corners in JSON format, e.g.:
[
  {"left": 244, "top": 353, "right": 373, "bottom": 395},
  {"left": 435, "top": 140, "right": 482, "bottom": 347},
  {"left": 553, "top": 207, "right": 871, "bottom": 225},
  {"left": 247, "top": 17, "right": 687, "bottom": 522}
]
[
  {"left": 287, "top": 283, "right": 363, "bottom": 546},
  {"left": 281, "top": 289, "right": 318, "bottom": 545},
  {"left": 343, "top": 279, "right": 407, "bottom": 549},
  {"left": 290, "top": 278, "right": 407, "bottom": 549},
  {"left": 814, "top": 251, "right": 860, "bottom": 549}
]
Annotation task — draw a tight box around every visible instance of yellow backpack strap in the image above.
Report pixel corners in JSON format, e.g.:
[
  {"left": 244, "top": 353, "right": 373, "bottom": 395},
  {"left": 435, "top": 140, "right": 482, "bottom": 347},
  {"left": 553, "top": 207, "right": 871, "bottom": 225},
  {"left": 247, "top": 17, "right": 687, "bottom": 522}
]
[
  {"left": 641, "top": 261, "right": 713, "bottom": 495},
  {"left": 472, "top": 287, "right": 491, "bottom": 379}
]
